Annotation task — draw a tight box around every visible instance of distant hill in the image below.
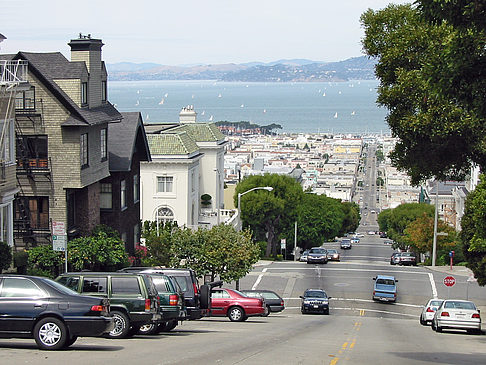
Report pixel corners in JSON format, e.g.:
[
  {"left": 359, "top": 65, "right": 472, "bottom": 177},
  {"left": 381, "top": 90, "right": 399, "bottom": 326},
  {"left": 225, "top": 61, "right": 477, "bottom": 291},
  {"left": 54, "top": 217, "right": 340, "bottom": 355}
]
[{"left": 106, "top": 56, "right": 376, "bottom": 82}]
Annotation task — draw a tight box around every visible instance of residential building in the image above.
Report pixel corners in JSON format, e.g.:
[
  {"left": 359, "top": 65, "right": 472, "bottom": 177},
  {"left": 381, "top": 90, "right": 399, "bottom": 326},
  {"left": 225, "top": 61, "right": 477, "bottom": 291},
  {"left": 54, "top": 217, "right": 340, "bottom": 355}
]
[
  {"left": 10, "top": 34, "right": 122, "bottom": 248},
  {"left": 100, "top": 112, "right": 151, "bottom": 253},
  {"left": 0, "top": 34, "right": 29, "bottom": 247}
]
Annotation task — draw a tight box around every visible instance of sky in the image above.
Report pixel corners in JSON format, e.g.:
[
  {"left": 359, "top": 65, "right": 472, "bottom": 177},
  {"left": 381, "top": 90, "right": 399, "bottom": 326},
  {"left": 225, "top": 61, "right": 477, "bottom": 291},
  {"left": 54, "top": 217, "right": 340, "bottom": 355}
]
[{"left": 1, "top": 0, "right": 410, "bottom": 65}]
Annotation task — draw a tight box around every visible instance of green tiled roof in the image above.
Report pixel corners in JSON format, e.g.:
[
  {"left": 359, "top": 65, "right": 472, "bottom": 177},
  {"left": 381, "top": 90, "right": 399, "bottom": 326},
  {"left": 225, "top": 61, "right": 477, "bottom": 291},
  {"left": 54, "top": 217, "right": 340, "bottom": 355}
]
[
  {"left": 171, "top": 123, "right": 225, "bottom": 142},
  {"left": 147, "top": 132, "right": 199, "bottom": 156}
]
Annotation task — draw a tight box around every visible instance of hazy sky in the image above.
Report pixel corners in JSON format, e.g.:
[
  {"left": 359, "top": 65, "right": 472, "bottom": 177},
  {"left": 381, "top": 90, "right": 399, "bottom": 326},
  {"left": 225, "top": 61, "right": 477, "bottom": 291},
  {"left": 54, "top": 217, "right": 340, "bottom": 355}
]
[{"left": 2, "top": 0, "right": 410, "bottom": 65}]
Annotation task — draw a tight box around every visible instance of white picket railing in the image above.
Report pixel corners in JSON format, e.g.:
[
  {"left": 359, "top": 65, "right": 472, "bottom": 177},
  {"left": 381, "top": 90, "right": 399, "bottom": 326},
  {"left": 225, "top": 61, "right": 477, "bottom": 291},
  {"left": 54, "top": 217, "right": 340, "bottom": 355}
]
[{"left": 0, "top": 60, "right": 28, "bottom": 85}]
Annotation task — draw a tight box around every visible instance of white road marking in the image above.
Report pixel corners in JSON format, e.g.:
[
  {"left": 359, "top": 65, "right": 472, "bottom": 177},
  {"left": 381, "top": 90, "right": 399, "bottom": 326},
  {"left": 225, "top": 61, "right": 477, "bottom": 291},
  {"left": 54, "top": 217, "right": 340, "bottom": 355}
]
[
  {"left": 283, "top": 297, "right": 422, "bottom": 308},
  {"left": 251, "top": 267, "right": 267, "bottom": 290},
  {"left": 265, "top": 267, "right": 427, "bottom": 275},
  {"left": 428, "top": 272, "right": 438, "bottom": 299}
]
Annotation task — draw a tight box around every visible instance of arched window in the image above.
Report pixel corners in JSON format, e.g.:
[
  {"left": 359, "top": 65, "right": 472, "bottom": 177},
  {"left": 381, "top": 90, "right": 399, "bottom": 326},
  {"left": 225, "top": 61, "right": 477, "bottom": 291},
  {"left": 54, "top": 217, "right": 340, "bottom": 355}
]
[{"left": 155, "top": 207, "right": 174, "bottom": 227}]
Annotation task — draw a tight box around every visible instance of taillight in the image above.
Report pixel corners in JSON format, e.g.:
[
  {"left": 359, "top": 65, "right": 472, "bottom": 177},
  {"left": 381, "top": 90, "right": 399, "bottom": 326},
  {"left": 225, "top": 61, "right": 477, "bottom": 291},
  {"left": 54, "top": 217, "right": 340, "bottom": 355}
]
[
  {"left": 193, "top": 283, "right": 199, "bottom": 296},
  {"left": 90, "top": 305, "right": 105, "bottom": 312},
  {"left": 426, "top": 307, "right": 435, "bottom": 313},
  {"left": 472, "top": 313, "right": 481, "bottom": 319},
  {"left": 373, "top": 291, "right": 376, "bottom": 296},
  {"left": 145, "top": 299, "right": 151, "bottom": 311},
  {"left": 157, "top": 296, "right": 161, "bottom": 306},
  {"left": 441, "top": 312, "right": 449, "bottom": 317},
  {"left": 169, "top": 294, "right": 179, "bottom": 306},
  {"left": 280, "top": 300, "right": 284, "bottom": 306}
]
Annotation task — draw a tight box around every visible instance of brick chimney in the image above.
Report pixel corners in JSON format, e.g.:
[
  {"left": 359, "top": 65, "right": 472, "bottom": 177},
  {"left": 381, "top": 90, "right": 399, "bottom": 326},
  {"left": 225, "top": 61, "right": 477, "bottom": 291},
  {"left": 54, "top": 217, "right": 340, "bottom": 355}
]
[{"left": 68, "top": 34, "right": 104, "bottom": 108}]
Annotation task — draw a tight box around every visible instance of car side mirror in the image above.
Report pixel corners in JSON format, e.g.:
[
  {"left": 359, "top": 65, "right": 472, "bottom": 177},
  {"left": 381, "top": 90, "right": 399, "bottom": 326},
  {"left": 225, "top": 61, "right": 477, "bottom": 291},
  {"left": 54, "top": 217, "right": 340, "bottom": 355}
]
[
  {"left": 373, "top": 277, "right": 376, "bottom": 280},
  {"left": 395, "top": 280, "right": 398, "bottom": 282},
  {"left": 299, "top": 296, "right": 304, "bottom": 299},
  {"left": 478, "top": 309, "right": 481, "bottom": 313},
  {"left": 328, "top": 296, "right": 332, "bottom": 299}
]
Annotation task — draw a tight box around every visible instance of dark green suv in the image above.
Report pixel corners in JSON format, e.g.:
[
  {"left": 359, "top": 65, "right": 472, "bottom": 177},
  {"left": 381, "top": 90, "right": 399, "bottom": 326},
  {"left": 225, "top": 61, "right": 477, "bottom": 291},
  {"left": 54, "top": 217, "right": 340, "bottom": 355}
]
[{"left": 56, "top": 272, "right": 161, "bottom": 338}]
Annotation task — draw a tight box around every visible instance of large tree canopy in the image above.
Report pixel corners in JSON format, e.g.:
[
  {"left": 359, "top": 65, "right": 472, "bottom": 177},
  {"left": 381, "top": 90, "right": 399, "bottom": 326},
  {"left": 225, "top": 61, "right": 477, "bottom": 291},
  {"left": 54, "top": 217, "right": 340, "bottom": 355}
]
[{"left": 361, "top": 3, "right": 486, "bottom": 184}]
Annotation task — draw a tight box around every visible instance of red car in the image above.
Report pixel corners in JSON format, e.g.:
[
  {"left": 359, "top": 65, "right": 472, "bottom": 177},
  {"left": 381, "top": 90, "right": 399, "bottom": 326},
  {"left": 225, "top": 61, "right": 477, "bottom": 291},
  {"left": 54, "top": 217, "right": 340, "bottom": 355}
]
[{"left": 210, "top": 288, "right": 265, "bottom": 321}]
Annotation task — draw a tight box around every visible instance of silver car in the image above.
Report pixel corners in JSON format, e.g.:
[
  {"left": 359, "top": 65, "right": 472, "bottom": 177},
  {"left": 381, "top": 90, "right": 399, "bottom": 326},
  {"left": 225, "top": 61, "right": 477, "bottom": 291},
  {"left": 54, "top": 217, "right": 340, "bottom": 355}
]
[
  {"left": 420, "top": 299, "right": 444, "bottom": 325},
  {"left": 299, "top": 250, "right": 309, "bottom": 262},
  {"left": 432, "top": 299, "right": 482, "bottom": 334}
]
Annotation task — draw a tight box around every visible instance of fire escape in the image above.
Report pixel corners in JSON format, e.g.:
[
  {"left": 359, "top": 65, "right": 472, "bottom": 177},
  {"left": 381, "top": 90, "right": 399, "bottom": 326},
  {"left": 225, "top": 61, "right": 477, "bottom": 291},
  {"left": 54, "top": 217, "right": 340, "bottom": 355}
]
[{"left": 14, "top": 85, "right": 52, "bottom": 246}]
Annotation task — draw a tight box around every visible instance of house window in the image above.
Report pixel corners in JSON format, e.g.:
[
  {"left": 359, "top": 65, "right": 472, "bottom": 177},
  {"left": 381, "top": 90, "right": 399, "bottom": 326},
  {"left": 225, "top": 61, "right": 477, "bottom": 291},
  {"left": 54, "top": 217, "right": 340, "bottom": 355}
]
[
  {"left": 0, "top": 118, "right": 15, "bottom": 164},
  {"left": 16, "top": 135, "right": 48, "bottom": 168},
  {"left": 100, "top": 183, "right": 112, "bottom": 209},
  {"left": 100, "top": 128, "right": 107, "bottom": 161},
  {"left": 15, "top": 87, "right": 35, "bottom": 110},
  {"left": 81, "top": 82, "right": 88, "bottom": 105},
  {"left": 121, "top": 180, "right": 127, "bottom": 210},
  {"left": 157, "top": 176, "right": 173, "bottom": 193},
  {"left": 155, "top": 207, "right": 174, "bottom": 227},
  {"left": 101, "top": 81, "right": 107, "bottom": 102},
  {"left": 133, "top": 174, "right": 139, "bottom": 203},
  {"left": 14, "top": 197, "right": 49, "bottom": 230},
  {"left": 133, "top": 223, "right": 140, "bottom": 245},
  {"left": 0, "top": 203, "right": 13, "bottom": 246},
  {"left": 80, "top": 133, "right": 88, "bottom": 167}
]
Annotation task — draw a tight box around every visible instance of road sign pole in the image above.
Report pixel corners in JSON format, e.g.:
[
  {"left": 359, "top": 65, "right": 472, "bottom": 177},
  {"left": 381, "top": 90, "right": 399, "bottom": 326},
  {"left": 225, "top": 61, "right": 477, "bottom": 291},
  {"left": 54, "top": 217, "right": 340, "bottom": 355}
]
[{"left": 65, "top": 246, "right": 68, "bottom": 273}]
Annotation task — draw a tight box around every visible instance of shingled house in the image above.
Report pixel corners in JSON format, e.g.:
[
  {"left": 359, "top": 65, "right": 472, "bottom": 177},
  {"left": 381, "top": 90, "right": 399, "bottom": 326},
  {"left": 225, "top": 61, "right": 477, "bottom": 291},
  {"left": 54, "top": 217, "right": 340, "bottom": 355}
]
[
  {"left": 100, "top": 112, "right": 151, "bottom": 253},
  {"left": 8, "top": 35, "right": 123, "bottom": 248}
]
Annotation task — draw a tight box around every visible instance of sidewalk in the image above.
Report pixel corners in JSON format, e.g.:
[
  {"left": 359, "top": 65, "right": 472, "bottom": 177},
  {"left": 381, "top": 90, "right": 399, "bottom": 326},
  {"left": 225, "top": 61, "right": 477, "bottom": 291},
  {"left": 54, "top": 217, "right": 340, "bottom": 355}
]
[{"left": 425, "top": 265, "right": 474, "bottom": 278}]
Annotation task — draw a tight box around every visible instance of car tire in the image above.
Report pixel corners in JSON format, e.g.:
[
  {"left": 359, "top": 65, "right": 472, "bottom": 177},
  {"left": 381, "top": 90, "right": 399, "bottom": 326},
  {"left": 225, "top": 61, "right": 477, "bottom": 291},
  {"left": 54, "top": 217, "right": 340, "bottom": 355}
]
[
  {"left": 64, "top": 335, "right": 78, "bottom": 348},
  {"left": 324, "top": 309, "right": 330, "bottom": 315},
  {"left": 33, "top": 317, "right": 68, "bottom": 350},
  {"left": 467, "top": 329, "right": 481, "bottom": 335},
  {"left": 158, "top": 320, "right": 178, "bottom": 332},
  {"left": 137, "top": 322, "right": 159, "bottom": 335},
  {"left": 262, "top": 306, "right": 270, "bottom": 317},
  {"left": 228, "top": 306, "right": 245, "bottom": 322},
  {"left": 419, "top": 316, "right": 426, "bottom": 326},
  {"left": 108, "top": 311, "right": 131, "bottom": 339},
  {"left": 200, "top": 284, "right": 210, "bottom": 310}
]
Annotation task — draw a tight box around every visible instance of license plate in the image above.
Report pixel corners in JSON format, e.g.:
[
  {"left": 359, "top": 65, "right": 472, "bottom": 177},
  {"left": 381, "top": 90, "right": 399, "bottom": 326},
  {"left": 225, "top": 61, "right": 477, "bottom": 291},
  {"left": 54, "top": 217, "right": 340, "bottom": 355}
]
[
  {"left": 314, "top": 305, "right": 319, "bottom": 308},
  {"left": 456, "top": 314, "right": 465, "bottom": 318}
]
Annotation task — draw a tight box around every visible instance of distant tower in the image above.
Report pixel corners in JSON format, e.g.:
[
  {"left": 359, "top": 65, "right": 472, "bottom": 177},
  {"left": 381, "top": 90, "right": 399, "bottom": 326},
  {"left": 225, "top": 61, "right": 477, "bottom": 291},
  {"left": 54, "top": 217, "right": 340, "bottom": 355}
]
[{"left": 179, "top": 105, "right": 197, "bottom": 123}]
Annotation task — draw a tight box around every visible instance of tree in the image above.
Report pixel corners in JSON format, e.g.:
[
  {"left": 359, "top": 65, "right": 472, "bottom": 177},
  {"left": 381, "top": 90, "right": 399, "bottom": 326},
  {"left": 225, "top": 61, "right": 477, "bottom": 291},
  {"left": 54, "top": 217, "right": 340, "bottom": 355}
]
[
  {"left": 460, "top": 174, "right": 486, "bottom": 285},
  {"left": 0, "top": 242, "right": 12, "bottom": 273},
  {"left": 339, "top": 202, "right": 360, "bottom": 237},
  {"left": 235, "top": 174, "right": 302, "bottom": 257},
  {"left": 290, "top": 194, "right": 344, "bottom": 250},
  {"left": 361, "top": 4, "right": 486, "bottom": 185},
  {"left": 141, "top": 220, "right": 179, "bottom": 267},
  {"left": 377, "top": 208, "right": 393, "bottom": 233}
]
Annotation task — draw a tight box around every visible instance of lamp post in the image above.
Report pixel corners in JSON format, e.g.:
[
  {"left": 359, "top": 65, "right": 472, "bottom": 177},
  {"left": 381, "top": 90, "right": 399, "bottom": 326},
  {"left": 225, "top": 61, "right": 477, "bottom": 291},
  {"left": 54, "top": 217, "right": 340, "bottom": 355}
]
[
  {"left": 236, "top": 186, "right": 273, "bottom": 290},
  {"left": 213, "top": 168, "right": 222, "bottom": 225}
]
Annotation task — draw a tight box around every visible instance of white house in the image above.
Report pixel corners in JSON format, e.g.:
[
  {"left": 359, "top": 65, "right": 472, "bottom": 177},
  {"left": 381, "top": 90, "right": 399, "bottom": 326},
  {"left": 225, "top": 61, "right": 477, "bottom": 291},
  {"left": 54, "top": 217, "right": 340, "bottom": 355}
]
[{"left": 140, "top": 106, "right": 227, "bottom": 228}]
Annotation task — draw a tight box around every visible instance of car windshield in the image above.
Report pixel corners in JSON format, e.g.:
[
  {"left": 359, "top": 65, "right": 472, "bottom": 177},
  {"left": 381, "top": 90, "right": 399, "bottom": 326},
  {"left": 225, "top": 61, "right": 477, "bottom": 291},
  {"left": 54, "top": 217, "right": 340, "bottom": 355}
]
[
  {"left": 429, "top": 300, "right": 444, "bottom": 307},
  {"left": 376, "top": 279, "right": 395, "bottom": 285},
  {"left": 401, "top": 253, "right": 414, "bottom": 257},
  {"left": 327, "top": 250, "right": 337, "bottom": 254},
  {"left": 444, "top": 301, "right": 476, "bottom": 310},
  {"left": 305, "top": 290, "right": 327, "bottom": 298},
  {"left": 310, "top": 248, "right": 326, "bottom": 254}
]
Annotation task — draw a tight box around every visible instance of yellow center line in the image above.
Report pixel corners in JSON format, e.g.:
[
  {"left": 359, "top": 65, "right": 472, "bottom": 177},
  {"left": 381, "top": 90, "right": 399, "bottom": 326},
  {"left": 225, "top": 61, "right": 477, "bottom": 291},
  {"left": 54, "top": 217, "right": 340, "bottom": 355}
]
[
  {"left": 330, "top": 357, "right": 340, "bottom": 365},
  {"left": 342, "top": 342, "right": 348, "bottom": 350},
  {"left": 350, "top": 339, "right": 357, "bottom": 349}
]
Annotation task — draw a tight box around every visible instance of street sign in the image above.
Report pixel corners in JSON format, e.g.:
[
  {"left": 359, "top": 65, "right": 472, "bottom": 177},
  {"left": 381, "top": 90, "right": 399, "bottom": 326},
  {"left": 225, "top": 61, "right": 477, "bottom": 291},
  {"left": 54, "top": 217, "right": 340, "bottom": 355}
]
[
  {"left": 443, "top": 276, "right": 456, "bottom": 287},
  {"left": 52, "top": 235, "right": 67, "bottom": 251},
  {"left": 280, "top": 238, "right": 286, "bottom": 250},
  {"left": 52, "top": 221, "right": 66, "bottom": 235}
]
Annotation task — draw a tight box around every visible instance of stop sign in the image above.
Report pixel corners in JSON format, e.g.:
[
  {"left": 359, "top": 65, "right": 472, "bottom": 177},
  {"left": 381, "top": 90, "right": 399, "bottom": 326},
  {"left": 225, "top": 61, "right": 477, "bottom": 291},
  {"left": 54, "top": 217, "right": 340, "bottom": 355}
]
[{"left": 444, "top": 276, "right": 456, "bottom": 287}]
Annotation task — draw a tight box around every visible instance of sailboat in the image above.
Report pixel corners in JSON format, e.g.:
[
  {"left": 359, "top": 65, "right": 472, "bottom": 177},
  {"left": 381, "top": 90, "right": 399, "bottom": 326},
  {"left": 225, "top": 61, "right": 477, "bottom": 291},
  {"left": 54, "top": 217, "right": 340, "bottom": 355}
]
[
  {"left": 334, "top": 112, "right": 338, "bottom": 119},
  {"left": 263, "top": 109, "right": 267, "bottom": 113},
  {"left": 209, "top": 115, "right": 213, "bottom": 121},
  {"left": 164, "top": 93, "right": 169, "bottom": 98},
  {"left": 322, "top": 93, "right": 326, "bottom": 97},
  {"left": 240, "top": 104, "right": 244, "bottom": 108},
  {"left": 201, "top": 110, "right": 205, "bottom": 116},
  {"left": 135, "top": 100, "right": 140, "bottom": 106},
  {"left": 351, "top": 111, "right": 356, "bottom": 116},
  {"left": 218, "top": 93, "right": 222, "bottom": 98},
  {"left": 158, "top": 98, "right": 165, "bottom": 105}
]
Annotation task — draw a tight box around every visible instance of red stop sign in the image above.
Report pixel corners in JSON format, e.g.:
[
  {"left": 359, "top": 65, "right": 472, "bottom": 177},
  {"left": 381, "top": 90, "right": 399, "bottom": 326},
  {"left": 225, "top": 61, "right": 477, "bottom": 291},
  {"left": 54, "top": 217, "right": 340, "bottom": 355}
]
[{"left": 444, "top": 276, "right": 456, "bottom": 287}]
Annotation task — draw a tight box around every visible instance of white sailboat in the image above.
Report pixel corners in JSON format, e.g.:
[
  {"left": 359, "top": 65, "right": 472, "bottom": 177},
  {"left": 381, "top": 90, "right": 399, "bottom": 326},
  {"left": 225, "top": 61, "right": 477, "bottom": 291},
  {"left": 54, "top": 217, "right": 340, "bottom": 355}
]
[
  {"left": 334, "top": 112, "right": 338, "bottom": 119},
  {"left": 164, "top": 93, "right": 169, "bottom": 98},
  {"left": 240, "top": 104, "right": 244, "bottom": 108},
  {"left": 351, "top": 111, "right": 356, "bottom": 116},
  {"left": 263, "top": 109, "right": 267, "bottom": 113},
  {"left": 218, "top": 93, "right": 222, "bottom": 98},
  {"left": 322, "top": 93, "right": 326, "bottom": 97},
  {"left": 201, "top": 110, "right": 205, "bottom": 116},
  {"left": 159, "top": 98, "right": 165, "bottom": 105},
  {"left": 209, "top": 115, "right": 213, "bottom": 121},
  {"left": 135, "top": 100, "right": 140, "bottom": 106}
]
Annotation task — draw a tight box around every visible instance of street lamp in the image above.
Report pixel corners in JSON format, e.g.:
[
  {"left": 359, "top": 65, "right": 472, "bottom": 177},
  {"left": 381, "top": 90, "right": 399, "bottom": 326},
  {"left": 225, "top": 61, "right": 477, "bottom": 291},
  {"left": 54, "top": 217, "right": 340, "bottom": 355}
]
[
  {"left": 237, "top": 186, "right": 273, "bottom": 231},
  {"left": 213, "top": 168, "right": 222, "bottom": 225}
]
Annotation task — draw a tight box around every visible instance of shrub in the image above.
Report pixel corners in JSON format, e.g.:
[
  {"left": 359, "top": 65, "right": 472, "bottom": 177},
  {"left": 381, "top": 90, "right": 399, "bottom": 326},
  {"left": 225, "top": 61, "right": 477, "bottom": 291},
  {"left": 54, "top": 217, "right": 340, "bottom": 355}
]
[{"left": 0, "top": 241, "right": 12, "bottom": 273}]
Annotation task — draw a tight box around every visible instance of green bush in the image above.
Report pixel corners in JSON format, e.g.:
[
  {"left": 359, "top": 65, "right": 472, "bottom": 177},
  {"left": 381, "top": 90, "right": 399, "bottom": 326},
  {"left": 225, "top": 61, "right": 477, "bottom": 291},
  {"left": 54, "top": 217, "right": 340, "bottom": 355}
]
[
  {"left": 0, "top": 241, "right": 12, "bottom": 273},
  {"left": 276, "top": 254, "right": 283, "bottom": 261},
  {"left": 27, "top": 245, "right": 63, "bottom": 278},
  {"left": 13, "top": 250, "right": 28, "bottom": 274}
]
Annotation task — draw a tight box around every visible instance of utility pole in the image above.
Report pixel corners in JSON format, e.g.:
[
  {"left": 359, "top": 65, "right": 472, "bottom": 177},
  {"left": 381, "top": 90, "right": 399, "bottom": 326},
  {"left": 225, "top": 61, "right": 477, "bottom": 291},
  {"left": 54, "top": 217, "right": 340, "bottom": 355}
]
[{"left": 432, "top": 181, "right": 439, "bottom": 267}]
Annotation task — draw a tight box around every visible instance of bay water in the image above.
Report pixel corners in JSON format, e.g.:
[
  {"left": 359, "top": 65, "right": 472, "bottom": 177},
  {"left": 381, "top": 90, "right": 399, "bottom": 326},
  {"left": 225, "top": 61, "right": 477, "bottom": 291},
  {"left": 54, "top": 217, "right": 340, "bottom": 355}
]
[{"left": 108, "top": 79, "right": 389, "bottom": 134}]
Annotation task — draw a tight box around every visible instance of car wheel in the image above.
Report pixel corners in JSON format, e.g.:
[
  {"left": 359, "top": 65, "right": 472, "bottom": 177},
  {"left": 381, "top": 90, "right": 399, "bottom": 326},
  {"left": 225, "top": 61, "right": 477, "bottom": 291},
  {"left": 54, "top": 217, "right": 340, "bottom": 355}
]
[
  {"left": 436, "top": 325, "right": 442, "bottom": 333},
  {"left": 137, "top": 322, "right": 159, "bottom": 335},
  {"left": 228, "top": 306, "right": 245, "bottom": 322},
  {"left": 33, "top": 317, "right": 68, "bottom": 350},
  {"left": 262, "top": 306, "right": 270, "bottom": 317},
  {"left": 108, "top": 311, "right": 131, "bottom": 338},
  {"left": 419, "top": 316, "right": 426, "bottom": 326},
  {"left": 157, "top": 320, "right": 178, "bottom": 332},
  {"left": 467, "top": 329, "right": 481, "bottom": 335},
  {"left": 324, "top": 309, "right": 330, "bottom": 315},
  {"left": 64, "top": 335, "right": 78, "bottom": 348}
]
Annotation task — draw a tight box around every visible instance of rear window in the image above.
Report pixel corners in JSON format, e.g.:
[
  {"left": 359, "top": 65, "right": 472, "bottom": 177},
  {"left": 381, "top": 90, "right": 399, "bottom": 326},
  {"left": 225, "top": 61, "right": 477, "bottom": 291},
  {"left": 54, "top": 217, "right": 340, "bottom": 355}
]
[
  {"left": 260, "top": 292, "right": 279, "bottom": 300},
  {"left": 430, "top": 300, "right": 443, "bottom": 307},
  {"left": 151, "top": 276, "right": 171, "bottom": 293},
  {"left": 444, "top": 301, "right": 476, "bottom": 310},
  {"left": 172, "top": 276, "right": 191, "bottom": 294},
  {"left": 376, "top": 279, "right": 395, "bottom": 285},
  {"left": 111, "top": 277, "right": 141, "bottom": 295},
  {"left": 82, "top": 277, "right": 107, "bottom": 294}
]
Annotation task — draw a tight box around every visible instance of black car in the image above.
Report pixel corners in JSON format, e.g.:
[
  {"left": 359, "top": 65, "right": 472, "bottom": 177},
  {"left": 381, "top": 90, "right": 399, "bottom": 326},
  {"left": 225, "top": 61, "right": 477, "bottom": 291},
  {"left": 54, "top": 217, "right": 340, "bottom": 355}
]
[
  {"left": 306, "top": 247, "right": 328, "bottom": 264},
  {"left": 0, "top": 275, "right": 113, "bottom": 350},
  {"left": 240, "top": 290, "right": 285, "bottom": 316},
  {"left": 340, "top": 239, "right": 352, "bottom": 249},
  {"left": 56, "top": 272, "right": 160, "bottom": 338},
  {"left": 300, "top": 289, "right": 331, "bottom": 315}
]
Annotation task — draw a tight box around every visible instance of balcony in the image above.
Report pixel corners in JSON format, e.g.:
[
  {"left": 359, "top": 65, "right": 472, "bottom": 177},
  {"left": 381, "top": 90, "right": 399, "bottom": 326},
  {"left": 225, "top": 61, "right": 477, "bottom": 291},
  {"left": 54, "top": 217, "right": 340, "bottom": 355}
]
[{"left": 0, "top": 60, "right": 28, "bottom": 88}]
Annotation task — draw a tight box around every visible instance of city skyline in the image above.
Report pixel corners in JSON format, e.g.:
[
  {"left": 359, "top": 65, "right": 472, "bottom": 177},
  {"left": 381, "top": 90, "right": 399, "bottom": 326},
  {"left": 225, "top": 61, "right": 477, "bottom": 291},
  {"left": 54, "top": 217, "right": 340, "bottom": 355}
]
[{"left": 2, "top": 0, "right": 409, "bottom": 65}]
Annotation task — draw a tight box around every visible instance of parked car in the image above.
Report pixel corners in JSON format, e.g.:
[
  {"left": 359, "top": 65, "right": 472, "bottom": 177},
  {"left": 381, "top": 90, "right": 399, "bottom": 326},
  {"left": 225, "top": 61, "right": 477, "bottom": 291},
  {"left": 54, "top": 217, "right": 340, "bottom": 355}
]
[
  {"left": 432, "top": 300, "right": 481, "bottom": 334},
  {"left": 56, "top": 272, "right": 160, "bottom": 338},
  {"left": 372, "top": 275, "right": 398, "bottom": 302},
  {"left": 0, "top": 275, "right": 114, "bottom": 350},
  {"left": 299, "top": 250, "right": 310, "bottom": 262},
  {"left": 379, "top": 232, "right": 387, "bottom": 238},
  {"left": 210, "top": 288, "right": 265, "bottom": 321},
  {"left": 307, "top": 247, "right": 328, "bottom": 264},
  {"left": 384, "top": 240, "right": 393, "bottom": 245},
  {"left": 300, "top": 289, "right": 331, "bottom": 315},
  {"left": 420, "top": 299, "right": 444, "bottom": 325},
  {"left": 390, "top": 252, "right": 400, "bottom": 265},
  {"left": 396, "top": 252, "right": 417, "bottom": 266},
  {"left": 240, "top": 290, "right": 285, "bottom": 316},
  {"left": 138, "top": 268, "right": 211, "bottom": 322},
  {"left": 351, "top": 237, "right": 360, "bottom": 244},
  {"left": 340, "top": 239, "right": 352, "bottom": 250},
  {"left": 326, "top": 249, "right": 340, "bottom": 261}
]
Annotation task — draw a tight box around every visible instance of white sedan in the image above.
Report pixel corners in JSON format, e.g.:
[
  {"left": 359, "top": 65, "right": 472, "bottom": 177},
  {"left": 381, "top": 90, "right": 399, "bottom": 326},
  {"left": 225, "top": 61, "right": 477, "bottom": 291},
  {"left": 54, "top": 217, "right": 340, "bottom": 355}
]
[
  {"left": 420, "top": 299, "right": 444, "bottom": 325},
  {"left": 432, "top": 299, "right": 482, "bottom": 334}
]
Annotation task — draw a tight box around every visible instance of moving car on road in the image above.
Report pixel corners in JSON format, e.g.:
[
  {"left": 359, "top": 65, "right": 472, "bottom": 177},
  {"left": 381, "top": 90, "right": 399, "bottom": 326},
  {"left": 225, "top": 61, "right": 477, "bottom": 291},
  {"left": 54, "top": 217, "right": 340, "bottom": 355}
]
[
  {"left": 420, "top": 299, "right": 444, "bottom": 325},
  {"left": 210, "top": 288, "right": 265, "bottom": 321},
  {"left": 0, "top": 275, "right": 113, "bottom": 350},
  {"left": 300, "top": 289, "right": 331, "bottom": 315},
  {"left": 372, "top": 275, "right": 398, "bottom": 302},
  {"left": 307, "top": 247, "right": 328, "bottom": 264},
  {"left": 326, "top": 249, "right": 340, "bottom": 261},
  {"left": 432, "top": 300, "right": 481, "bottom": 334},
  {"left": 340, "top": 239, "right": 352, "bottom": 250},
  {"left": 299, "top": 250, "right": 310, "bottom": 262},
  {"left": 240, "top": 290, "right": 285, "bottom": 316},
  {"left": 396, "top": 252, "right": 417, "bottom": 266},
  {"left": 390, "top": 252, "right": 400, "bottom": 265}
]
